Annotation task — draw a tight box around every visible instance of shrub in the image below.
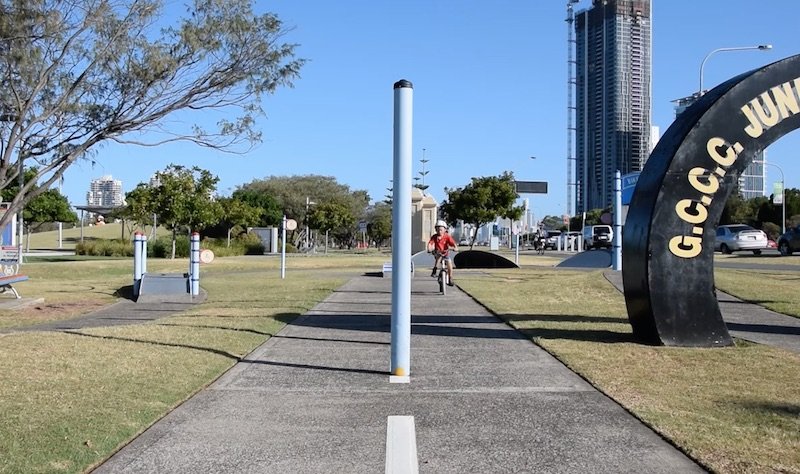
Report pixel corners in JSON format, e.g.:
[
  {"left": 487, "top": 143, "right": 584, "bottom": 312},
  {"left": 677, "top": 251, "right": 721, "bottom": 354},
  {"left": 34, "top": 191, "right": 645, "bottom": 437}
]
[
  {"left": 150, "top": 235, "right": 190, "bottom": 258},
  {"left": 75, "top": 239, "right": 133, "bottom": 257}
]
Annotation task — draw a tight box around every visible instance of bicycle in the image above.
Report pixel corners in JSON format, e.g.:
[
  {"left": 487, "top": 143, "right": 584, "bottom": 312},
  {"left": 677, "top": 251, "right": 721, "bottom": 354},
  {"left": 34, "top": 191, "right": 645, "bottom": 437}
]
[
  {"left": 432, "top": 250, "right": 454, "bottom": 295},
  {"left": 536, "top": 237, "right": 547, "bottom": 255}
]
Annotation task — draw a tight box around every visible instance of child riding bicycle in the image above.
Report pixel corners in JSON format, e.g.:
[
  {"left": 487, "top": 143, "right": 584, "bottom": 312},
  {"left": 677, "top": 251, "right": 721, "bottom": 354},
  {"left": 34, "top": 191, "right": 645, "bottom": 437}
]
[{"left": 427, "top": 220, "right": 458, "bottom": 286}]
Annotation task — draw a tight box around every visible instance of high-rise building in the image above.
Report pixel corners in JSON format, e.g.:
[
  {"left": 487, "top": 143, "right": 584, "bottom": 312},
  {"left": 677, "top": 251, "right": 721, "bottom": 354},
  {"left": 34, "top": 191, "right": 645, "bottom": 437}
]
[
  {"left": 672, "top": 94, "right": 766, "bottom": 199},
  {"left": 86, "top": 175, "right": 124, "bottom": 207},
  {"left": 574, "top": 0, "right": 652, "bottom": 213}
]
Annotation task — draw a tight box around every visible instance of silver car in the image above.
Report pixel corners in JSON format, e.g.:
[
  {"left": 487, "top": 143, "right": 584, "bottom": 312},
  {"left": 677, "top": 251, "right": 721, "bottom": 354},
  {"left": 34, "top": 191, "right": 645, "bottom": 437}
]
[{"left": 714, "top": 224, "right": 768, "bottom": 255}]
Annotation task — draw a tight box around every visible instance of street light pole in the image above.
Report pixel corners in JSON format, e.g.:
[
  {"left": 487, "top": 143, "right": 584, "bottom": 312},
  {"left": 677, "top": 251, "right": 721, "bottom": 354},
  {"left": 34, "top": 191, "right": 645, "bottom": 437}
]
[
  {"left": 305, "top": 196, "right": 316, "bottom": 251},
  {"left": 766, "top": 162, "right": 786, "bottom": 235},
  {"left": 699, "top": 44, "right": 772, "bottom": 94}
]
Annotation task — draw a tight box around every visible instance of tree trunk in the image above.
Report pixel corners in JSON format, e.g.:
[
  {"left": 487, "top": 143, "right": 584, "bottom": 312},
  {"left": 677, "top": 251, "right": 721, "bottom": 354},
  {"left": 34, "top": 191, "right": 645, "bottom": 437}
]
[
  {"left": 227, "top": 227, "right": 231, "bottom": 247},
  {"left": 171, "top": 228, "right": 176, "bottom": 259}
]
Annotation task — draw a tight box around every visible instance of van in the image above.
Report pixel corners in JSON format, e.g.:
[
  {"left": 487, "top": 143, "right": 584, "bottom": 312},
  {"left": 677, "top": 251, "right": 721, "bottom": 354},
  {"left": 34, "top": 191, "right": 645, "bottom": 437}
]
[{"left": 582, "top": 225, "right": 612, "bottom": 250}]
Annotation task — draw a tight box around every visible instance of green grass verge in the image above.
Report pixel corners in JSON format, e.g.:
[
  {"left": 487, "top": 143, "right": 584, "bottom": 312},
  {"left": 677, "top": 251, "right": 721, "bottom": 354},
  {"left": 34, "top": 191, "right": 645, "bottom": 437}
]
[
  {"left": 456, "top": 268, "right": 800, "bottom": 473},
  {"left": 0, "top": 256, "right": 385, "bottom": 473}
]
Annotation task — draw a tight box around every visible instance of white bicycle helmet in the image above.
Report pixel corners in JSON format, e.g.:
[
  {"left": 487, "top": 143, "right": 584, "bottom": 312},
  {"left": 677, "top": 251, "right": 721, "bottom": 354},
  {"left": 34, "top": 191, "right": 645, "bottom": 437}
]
[{"left": 435, "top": 220, "right": 447, "bottom": 229}]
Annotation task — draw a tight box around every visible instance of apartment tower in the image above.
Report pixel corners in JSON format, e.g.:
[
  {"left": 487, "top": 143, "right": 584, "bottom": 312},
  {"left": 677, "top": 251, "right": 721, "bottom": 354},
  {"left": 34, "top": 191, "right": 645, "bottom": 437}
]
[
  {"left": 86, "top": 175, "right": 124, "bottom": 207},
  {"left": 575, "top": 0, "right": 652, "bottom": 213}
]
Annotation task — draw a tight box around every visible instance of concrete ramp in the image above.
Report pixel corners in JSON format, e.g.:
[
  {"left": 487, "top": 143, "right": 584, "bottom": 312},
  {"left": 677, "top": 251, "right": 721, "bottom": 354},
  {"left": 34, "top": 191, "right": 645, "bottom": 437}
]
[
  {"left": 556, "top": 249, "right": 611, "bottom": 269},
  {"left": 137, "top": 273, "right": 193, "bottom": 303},
  {"left": 454, "top": 250, "right": 518, "bottom": 269}
]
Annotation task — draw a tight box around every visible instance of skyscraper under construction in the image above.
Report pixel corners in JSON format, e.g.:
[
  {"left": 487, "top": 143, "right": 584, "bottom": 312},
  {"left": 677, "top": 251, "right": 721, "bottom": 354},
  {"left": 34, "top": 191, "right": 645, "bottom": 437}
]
[{"left": 574, "top": 0, "right": 652, "bottom": 213}]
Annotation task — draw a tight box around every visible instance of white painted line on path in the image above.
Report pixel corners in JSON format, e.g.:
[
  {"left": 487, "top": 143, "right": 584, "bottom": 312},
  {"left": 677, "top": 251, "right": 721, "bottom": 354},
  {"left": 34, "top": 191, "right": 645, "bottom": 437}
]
[
  {"left": 385, "top": 416, "right": 419, "bottom": 474},
  {"left": 389, "top": 375, "right": 410, "bottom": 383}
]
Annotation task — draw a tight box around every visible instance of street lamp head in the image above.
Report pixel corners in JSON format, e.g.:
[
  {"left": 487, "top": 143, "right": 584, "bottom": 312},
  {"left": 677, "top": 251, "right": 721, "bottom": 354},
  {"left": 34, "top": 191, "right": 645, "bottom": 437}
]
[{"left": 699, "top": 43, "right": 775, "bottom": 95}]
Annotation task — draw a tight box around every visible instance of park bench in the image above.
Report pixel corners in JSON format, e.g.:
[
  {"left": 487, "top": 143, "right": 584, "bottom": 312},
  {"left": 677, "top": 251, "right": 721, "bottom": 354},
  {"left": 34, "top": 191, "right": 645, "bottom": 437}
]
[
  {"left": 0, "top": 246, "right": 27, "bottom": 299},
  {"left": 382, "top": 261, "right": 415, "bottom": 278},
  {"left": 0, "top": 273, "right": 29, "bottom": 299}
]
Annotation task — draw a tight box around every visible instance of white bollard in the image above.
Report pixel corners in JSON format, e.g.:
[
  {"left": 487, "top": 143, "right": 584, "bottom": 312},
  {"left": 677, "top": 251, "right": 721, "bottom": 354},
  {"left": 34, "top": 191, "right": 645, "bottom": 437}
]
[
  {"left": 390, "top": 79, "right": 413, "bottom": 381},
  {"left": 190, "top": 232, "right": 200, "bottom": 296},
  {"left": 141, "top": 234, "right": 147, "bottom": 275},
  {"left": 133, "top": 232, "right": 143, "bottom": 296}
]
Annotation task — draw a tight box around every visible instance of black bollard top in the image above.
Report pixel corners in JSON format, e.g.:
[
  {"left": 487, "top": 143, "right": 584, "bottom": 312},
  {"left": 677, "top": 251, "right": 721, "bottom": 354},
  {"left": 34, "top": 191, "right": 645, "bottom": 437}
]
[{"left": 394, "top": 79, "right": 413, "bottom": 89}]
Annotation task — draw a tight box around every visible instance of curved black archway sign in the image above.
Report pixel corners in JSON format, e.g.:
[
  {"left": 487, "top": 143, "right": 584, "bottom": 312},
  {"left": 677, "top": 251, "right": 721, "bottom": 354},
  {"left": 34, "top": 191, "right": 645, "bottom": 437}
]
[{"left": 623, "top": 55, "right": 800, "bottom": 347}]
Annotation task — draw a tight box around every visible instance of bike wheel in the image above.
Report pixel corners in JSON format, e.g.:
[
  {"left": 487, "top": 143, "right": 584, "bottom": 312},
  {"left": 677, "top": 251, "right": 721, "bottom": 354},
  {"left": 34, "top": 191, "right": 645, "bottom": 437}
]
[{"left": 438, "top": 270, "right": 445, "bottom": 294}]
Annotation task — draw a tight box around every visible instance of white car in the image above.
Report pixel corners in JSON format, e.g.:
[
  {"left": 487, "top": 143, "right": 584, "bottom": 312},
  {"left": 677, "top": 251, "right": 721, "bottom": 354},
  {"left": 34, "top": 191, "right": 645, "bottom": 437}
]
[
  {"left": 714, "top": 224, "right": 768, "bottom": 255},
  {"left": 558, "top": 231, "right": 581, "bottom": 249}
]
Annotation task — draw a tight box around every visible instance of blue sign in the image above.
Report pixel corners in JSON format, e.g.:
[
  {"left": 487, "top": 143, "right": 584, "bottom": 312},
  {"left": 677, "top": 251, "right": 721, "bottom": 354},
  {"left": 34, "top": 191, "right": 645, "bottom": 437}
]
[
  {"left": 0, "top": 203, "right": 12, "bottom": 246},
  {"left": 621, "top": 172, "right": 640, "bottom": 205}
]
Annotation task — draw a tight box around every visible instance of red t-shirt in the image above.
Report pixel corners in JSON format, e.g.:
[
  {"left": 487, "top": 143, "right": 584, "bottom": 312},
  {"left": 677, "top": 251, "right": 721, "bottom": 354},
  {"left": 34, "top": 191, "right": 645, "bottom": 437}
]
[{"left": 429, "top": 233, "right": 456, "bottom": 255}]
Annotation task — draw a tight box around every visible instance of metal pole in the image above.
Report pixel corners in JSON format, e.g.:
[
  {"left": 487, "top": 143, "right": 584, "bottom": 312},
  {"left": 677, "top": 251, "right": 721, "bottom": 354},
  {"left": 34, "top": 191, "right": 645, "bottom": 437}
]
[
  {"left": 190, "top": 232, "right": 200, "bottom": 296},
  {"left": 390, "top": 79, "right": 413, "bottom": 381},
  {"left": 782, "top": 178, "right": 786, "bottom": 235},
  {"left": 133, "top": 232, "right": 142, "bottom": 296},
  {"left": 305, "top": 196, "right": 309, "bottom": 251},
  {"left": 142, "top": 235, "right": 147, "bottom": 275},
  {"left": 57, "top": 180, "right": 63, "bottom": 249},
  {"left": 281, "top": 214, "right": 286, "bottom": 279},
  {"left": 612, "top": 170, "right": 622, "bottom": 271},
  {"left": 767, "top": 163, "right": 786, "bottom": 235},
  {"left": 699, "top": 45, "right": 772, "bottom": 94}
]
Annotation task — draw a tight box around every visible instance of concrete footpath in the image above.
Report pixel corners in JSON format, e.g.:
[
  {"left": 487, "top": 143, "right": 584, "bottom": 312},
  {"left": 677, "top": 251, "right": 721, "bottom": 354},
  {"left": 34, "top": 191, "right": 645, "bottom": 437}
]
[{"left": 94, "top": 274, "right": 703, "bottom": 473}]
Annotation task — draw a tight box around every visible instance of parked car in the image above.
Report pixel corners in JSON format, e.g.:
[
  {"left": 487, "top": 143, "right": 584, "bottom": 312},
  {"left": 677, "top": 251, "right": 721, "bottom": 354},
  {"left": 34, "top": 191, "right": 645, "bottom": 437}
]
[
  {"left": 777, "top": 225, "right": 800, "bottom": 256},
  {"left": 714, "top": 224, "right": 768, "bottom": 255},
  {"left": 558, "top": 231, "right": 581, "bottom": 249},
  {"left": 582, "top": 225, "right": 612, "bottom": 250},
  {"left": 544, "top": 230, "right": 562, "bottom": 250}
]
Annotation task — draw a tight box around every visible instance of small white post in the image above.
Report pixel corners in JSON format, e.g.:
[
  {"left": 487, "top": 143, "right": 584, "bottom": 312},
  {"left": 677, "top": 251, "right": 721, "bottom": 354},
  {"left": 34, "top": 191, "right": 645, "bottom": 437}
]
[
  {"left": 281, "top": 215, "right": 287, "bottom": 279},
  {"left": 141, "top": 235, "right": 147, "bottom": 275},
  {"left": 190, "top": 232, "right": 200, "bottom": 296},
  {"left": 133, "top": 232, "right": 143, "bottom": 296}
]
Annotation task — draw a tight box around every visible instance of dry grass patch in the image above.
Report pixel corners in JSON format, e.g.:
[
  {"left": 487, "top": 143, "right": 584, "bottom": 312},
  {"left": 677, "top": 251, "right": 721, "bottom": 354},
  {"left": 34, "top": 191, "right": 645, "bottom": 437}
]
[
  {"left": 457, "top": 268, "right": 800, "bottom": 473},
  {"left": 0, "top": 256, "right": 364, "bottom": 473}
]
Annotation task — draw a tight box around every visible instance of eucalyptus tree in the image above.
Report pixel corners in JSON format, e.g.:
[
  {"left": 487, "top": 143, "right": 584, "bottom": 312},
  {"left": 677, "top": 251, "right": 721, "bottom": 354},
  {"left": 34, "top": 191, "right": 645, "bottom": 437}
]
[{"left": 0, "top": 0, "right": 304, "bottom": 231}]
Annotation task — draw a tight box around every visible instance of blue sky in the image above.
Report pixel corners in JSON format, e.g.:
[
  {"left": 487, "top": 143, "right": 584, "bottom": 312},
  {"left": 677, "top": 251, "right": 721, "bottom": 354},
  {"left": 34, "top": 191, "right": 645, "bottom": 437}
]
[{"left": 61, "top": 0, "right": 799, "bottom": 221}]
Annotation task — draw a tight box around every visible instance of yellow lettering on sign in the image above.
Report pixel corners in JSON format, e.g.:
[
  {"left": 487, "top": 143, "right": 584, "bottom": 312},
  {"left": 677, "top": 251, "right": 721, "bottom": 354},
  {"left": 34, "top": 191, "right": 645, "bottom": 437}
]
[
  {"left": 771, "top": 81, "right": 800, "bottom": 117},
  {"left": 669, "top": 235, "right": 702, "bottom": 259},
  {"left": 675, "top": 199, "right": 708, "bottom": 225},
  {"left": 706, "top": 137, "right": 742, "bottom": 166},
  {"left": 742, "top": 76, "right": 800, "bottom": 138},
  {"left": 688, "top": 167, "right": 719, "bottom": 194}
]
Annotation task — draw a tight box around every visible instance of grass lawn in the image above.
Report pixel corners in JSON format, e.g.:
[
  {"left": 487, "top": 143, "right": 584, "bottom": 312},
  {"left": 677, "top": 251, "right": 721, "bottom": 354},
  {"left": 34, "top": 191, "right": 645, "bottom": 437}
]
[
  {"left": 456, "top": 268, "right": 800, "bottom": 474},
  {"left": 0, "top": 255, "right": 386, "bottom": 473},
  {"left": 0, "top": 254, "right": 797, "bottom": 473}
]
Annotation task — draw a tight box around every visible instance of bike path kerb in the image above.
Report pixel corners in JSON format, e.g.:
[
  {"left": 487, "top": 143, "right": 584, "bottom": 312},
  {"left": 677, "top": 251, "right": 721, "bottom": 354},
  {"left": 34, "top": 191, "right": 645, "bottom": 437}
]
[{"left": 95, "top": 274, "right": 703, "bottom": 473}]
